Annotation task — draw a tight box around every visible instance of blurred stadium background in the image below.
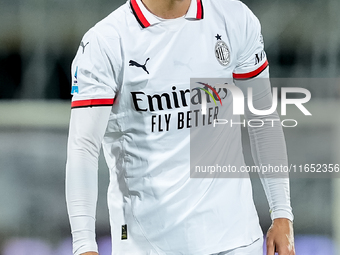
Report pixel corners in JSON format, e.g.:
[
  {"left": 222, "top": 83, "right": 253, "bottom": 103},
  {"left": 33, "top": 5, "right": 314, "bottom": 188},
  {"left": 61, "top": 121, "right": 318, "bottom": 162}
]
[{"left": 0, "top": 0, "right": 339, "bottom": 254}]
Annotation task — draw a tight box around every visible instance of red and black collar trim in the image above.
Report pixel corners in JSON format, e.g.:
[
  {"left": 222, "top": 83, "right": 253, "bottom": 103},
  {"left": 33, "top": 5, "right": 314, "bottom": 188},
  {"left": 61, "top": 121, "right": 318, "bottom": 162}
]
[
  {"left": 130, "top": 0, "right": 150, "bottom": 28},
  {"left": 196, "top": 0, "right": 204, "bottom": 19},
  {"left": 130, "top": 0, "right": 204, "bottom": 28}
]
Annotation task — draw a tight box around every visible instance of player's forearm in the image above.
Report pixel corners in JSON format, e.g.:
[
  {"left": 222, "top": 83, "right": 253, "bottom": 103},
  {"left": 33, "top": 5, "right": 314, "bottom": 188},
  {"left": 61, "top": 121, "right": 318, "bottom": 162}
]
[
  {"left": 250, "top": 118, "right": 293, "bottom": 221},
  {"left": 66, "top": 155, "right": 98, "bottom": 255},
  {"left": 259, "top": 177, "right": 293, "bottom": 221},
  {"left": 247, "top": 110, "right": 292, "bottom": 220},
  {"left": 237, "top": 69, "right": 288, "bottom": 168},
  {"left": 236, "top": 69, "right": 293, "bottom": 221},
  {"left": 66, "top": 107, "right": 112, "bottom": 255},
  {"left": 247, "top": 105, "right": 292, "bottom": 220}
]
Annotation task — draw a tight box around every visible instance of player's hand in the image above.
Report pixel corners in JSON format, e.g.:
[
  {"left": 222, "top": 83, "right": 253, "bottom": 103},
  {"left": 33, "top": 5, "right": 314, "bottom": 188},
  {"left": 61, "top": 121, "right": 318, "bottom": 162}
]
[
  {"left": 266, "top": 218, "right": 295, "bottom": 255},
  {"left": 81, "top": 252, "right": 98, "bottom": 255}
]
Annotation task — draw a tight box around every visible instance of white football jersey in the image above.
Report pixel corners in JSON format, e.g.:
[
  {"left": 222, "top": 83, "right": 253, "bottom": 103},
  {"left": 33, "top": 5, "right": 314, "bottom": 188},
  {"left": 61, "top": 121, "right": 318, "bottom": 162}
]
[{"left": 68, "top": 0, "right": 285, "bottom": 254}]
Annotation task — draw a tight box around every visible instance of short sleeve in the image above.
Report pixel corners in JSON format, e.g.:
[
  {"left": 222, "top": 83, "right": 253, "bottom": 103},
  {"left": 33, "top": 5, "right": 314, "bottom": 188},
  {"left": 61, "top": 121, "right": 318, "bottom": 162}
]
[
  {"left": 70, "top": 29, "right": 121, "bottom": 108},
  {"left": 232, "top": 5, "right": 268, "bottom": 80}
]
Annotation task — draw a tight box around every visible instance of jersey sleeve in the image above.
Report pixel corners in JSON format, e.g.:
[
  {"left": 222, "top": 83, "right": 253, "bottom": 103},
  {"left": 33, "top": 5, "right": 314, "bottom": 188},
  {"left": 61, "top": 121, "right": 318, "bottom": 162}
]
[
  {"left": 232, "top": 6, "right": 293, "bottom": 221},
  {"left": 232, "top": 5, "right": 268, "bottom": 80},
  {"left": 70, "top": 28, "right": 121, "bottom": 108},
  {"left": 66, "top": 26, "right": 122, "bottom": 255},
  {"left": 66, "top": 106, "right": 112, "bottom": 255},
  {"left": 235, "top": 68, "right": 294, "bottom": 222}
]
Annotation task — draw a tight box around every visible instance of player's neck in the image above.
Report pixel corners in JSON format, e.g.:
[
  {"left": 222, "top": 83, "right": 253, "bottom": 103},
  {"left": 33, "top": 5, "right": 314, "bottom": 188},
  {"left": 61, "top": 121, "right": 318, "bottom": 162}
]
[{"left": 141, "top": 0, "right": 191, "bottom": 19}]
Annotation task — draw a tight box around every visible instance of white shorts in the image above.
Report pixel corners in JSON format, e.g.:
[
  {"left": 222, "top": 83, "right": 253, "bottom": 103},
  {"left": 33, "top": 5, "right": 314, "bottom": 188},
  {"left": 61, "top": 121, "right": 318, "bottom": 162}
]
[{"left": 210, "top": 237, "right": 263, "bottom": 255}]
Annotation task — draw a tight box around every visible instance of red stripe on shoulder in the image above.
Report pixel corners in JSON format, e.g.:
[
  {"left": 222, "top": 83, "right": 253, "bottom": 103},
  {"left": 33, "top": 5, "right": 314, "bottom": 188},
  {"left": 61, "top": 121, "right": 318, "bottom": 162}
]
[
  {"left": 196, "top": 0, "right": 204, "bottom": 19},
  {"left": 71, "top": 99, "right": 114, "bottom": 109},
  {"left": 233, "top": 60, "right": 269, "bottom": 80},
  {"left": 130, "top": 0, "right": 150, "bottom": 28}
]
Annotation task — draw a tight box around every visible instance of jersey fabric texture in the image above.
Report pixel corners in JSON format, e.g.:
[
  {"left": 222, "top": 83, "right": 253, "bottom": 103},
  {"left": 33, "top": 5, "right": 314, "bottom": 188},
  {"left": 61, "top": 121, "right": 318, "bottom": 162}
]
[
  {"left": 67, "top": 0, "right": 293, "bottom": 254},
  {"left": 210, "top": 237, "right": 263, "bottom": 255}
]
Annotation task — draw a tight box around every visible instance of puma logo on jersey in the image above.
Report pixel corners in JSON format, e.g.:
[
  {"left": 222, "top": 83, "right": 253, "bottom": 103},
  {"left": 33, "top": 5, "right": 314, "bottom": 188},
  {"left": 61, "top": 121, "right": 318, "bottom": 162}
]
[
  {"left": 80, "top": 42, "right": 89, "bottom": 54},
  {"left": 129, "top": 58, "right": 150, "bottom": 74}
]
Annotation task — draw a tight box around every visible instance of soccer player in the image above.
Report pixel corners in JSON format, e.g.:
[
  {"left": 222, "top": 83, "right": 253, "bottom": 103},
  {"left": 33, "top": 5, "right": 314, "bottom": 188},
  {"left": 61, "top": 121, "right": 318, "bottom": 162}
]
[{"left": 66, "top": 0, "right": 295, "bottom": 254}]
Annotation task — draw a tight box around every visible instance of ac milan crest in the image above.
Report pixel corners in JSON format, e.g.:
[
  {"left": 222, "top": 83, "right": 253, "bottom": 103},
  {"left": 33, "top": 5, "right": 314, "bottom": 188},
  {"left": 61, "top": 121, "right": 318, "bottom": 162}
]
[{"left": 215, "top": 34, "right": 230, "bottom": 66}]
